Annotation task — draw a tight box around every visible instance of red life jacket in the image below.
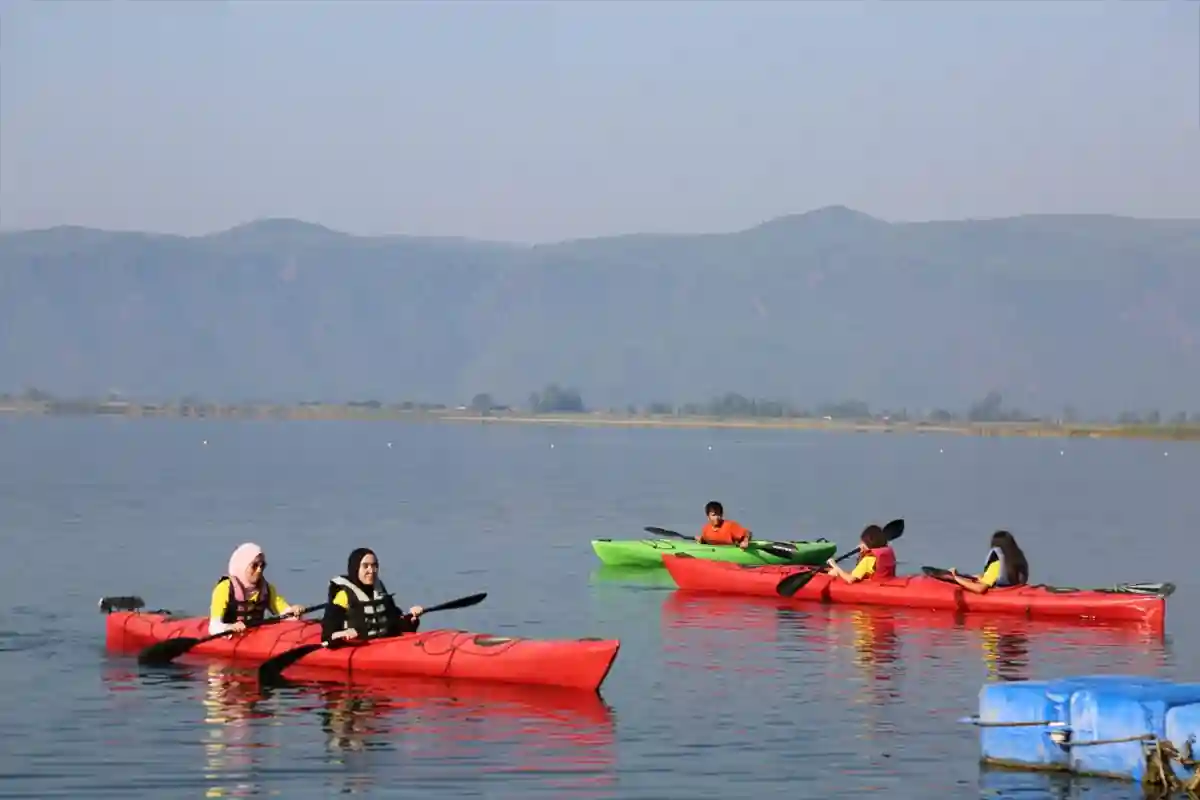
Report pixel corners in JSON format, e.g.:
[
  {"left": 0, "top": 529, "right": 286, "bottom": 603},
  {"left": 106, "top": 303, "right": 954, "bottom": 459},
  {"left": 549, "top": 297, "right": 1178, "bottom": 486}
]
[{"left": 859, "top": 546, "right": 896, "bottom": 580}]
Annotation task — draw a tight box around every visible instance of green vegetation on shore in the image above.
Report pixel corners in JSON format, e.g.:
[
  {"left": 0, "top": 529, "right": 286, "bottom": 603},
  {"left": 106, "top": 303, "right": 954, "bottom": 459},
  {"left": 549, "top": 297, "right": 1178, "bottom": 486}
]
[{"left": 3, "top": 389, "right": 1198, "bottom": 443}]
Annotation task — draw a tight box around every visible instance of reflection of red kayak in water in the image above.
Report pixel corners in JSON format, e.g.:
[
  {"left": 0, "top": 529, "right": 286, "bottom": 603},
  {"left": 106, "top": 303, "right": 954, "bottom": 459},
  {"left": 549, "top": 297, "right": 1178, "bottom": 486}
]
[
  {"left": 662, "top": 554, "right": 1168, "bottom": 629},
  {"left": 102, "top": 663, "right": 617, "bottom": 795},
  {"left": 104, "top": 663, "right": 281, "bottom": 799},
  {"left": 282, "top": 666, "right": 616, "bottom": 726},
  {"left": 659, "top": 590, "right": 791, "bottom": 678},
  {"left": 286, "top": 670, "right": 618, "bottom": 791},
  {"left": 660, "top": 590, "right": 1169, "bottom": 685},
  {"left": 661, "top": 589, "right": 793, "bottom": 633}
]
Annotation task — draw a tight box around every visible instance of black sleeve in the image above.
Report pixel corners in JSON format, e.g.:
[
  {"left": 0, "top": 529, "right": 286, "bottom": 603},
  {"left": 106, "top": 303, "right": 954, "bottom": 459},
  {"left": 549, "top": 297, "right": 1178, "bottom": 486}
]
[
  {"left": 321, "top": 603, "right": 347, "bottom": 641},
  {"left": 384, "top": 596, "right": 420, "bottom": 636},
  {"left": 387, "top": 614, "right": 420, "bottom": 635}
]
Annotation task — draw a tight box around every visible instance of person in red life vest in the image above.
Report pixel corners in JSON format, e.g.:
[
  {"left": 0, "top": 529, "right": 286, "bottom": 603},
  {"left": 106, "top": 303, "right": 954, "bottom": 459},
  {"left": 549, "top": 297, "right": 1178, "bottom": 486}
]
[
  {"left": 827, "top": 523, "right": 896, "bottom": 583},
  {"left": 696, "top": 500, "right": 752, "bottom": 550}
]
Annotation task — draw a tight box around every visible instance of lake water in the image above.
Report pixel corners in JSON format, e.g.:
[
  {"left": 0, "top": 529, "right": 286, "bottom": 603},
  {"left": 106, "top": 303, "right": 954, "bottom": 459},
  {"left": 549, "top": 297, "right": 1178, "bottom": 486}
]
[{"left": 0, "top": 417, "right": 1195, "bottom": 799}]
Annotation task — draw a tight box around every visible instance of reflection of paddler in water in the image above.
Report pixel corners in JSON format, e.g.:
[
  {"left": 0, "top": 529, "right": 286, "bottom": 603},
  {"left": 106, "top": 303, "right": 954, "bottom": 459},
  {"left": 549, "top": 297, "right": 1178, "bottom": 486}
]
[
  {"left": 844, "top": 607, "right": 903, "bottom": 704},
  {"left": 946, "top": 530, "right": 1033, "bottom": 682},
  {"left": 980, "top": 622, "right": 1030, "bottom": 683},
  {"left": 311, "top": 682, "right": 386, "bottom": 797},
  {"left": 201, "top": 663, "right": 270, "bottom": 799},
  {"left": 315, "top": 682, "right": 390, "bottom": 756}
]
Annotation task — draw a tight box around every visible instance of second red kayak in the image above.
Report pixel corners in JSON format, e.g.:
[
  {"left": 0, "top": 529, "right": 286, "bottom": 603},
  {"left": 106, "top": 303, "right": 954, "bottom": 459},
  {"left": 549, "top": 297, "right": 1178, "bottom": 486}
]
[
  {"left": 661, "top": 554, "right": 1168, "bottom": 629},
  {"left": 106, "top": 611, "right": 620, "bottom": 691}
]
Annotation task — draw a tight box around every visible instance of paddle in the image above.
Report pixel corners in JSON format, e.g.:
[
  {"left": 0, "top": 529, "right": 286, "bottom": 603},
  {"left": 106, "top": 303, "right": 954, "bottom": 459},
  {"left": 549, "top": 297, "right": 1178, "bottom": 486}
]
[
  {"left": 136, "top": 601, "right": 329, "bottom": 666},
  {"left": 256, "top": 591, "right": 488, "bottom": 686},
  {"left": 643, "top": 526, "right": 799, "bottom": 561},
  {"left": 643, "top": 526, "right": 692, "bottom": 541},
  {"left": 775, "top": 518, "right": 905, "bottom": 597},
  {"left": 922, "top": 566, "right": 965, "bottom": 584},
  {"left": 921, "top": 566, "right": 1175, "bottom": 597}
]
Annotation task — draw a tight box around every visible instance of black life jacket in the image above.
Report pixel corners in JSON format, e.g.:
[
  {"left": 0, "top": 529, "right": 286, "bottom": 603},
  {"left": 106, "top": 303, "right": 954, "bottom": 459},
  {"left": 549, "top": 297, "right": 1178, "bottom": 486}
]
[
  {"left": 328, "top": 576, "right": 396, "bottom": 639},
  {"left": 216, "top": 576, "right": 272, "bottom": 625}
]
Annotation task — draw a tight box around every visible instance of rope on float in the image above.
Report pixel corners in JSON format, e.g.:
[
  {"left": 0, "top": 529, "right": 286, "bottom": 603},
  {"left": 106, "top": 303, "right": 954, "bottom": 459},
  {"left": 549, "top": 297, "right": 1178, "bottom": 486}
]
[
  {"left": 961, "top": 718, "right": 1197, "bottom": 796},
  {"left": 1143, "top": 736, "right": 1197, "bottom": 797},
  {"left": 957, "top": 716, "right": 1067, "bottom": 728}
]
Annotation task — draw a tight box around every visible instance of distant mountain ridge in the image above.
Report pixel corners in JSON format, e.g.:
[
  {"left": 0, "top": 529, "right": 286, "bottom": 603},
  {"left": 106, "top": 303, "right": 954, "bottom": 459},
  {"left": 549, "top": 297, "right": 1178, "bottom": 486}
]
[{"left": 2, "top": 206, "right": 1198, "bottom": 417}]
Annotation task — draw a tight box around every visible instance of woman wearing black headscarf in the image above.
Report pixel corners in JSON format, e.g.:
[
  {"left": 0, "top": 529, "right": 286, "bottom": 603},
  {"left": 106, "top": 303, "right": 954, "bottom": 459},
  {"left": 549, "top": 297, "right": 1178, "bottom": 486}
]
[{"left": 321, "top": 547, "right": 424, "bottom": 642}]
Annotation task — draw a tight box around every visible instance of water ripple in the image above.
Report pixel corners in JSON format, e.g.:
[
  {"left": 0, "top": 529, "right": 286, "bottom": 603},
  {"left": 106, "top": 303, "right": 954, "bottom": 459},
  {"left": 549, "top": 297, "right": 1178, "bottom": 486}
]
[{"left": 0, "top": 420, "right": 1195, "bottom": 799}]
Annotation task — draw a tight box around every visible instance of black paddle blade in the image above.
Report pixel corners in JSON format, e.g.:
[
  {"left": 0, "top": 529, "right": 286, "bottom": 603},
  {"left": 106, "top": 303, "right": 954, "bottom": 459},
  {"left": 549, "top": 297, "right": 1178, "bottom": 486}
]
[
  {"left": 775, "top": 568, "right": 820, "bottom": 597},
  {"left": 1114, "top": 582, "right": 1175, "bottom": 597},
  {"left": 258, "top": 643, "right": 325, "bottom": 685},
  {"left": 422, "top": 592, "right": 488, "bottom": 614},
  {"left": 921, "top": 566, "right": 958, "bottom": 583},
  {"left": 644, "top": 526, "right": 688, "bottom": 540},
  {"left": 99, "top": 595, "right": 145, "bottom": 614},
  {"left": 826, "top": 518, "right": 906, "bottom": 566},
  {"left": 137, "top": 636, "right": 205, "bottom": 666},
  {"left": 882, "top": 519, "right": 904, "bottom": 539}
]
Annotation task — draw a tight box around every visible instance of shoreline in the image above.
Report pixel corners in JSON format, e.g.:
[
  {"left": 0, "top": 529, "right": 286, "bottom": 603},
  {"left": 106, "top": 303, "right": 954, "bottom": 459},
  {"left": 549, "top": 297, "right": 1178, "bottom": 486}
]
[
  {"left": 2, "top": 401, "right": 1198, "bottom": 442},
  {"left": 437, "top": 413, "right": 1200, "bottom": 441}
]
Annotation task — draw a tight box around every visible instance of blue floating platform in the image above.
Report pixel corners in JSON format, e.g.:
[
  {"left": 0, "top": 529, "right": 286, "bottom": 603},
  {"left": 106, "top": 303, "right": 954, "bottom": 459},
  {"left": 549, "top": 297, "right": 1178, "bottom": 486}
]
[
  {"left": 978, "top": 675, "right": 1169, "bottom": 770},
  {"left": 969, "top": 675, "right": 1198, "bottom": 791},
  {"left": 1068, "top": 682, "right": 1200, "bottom": 782}
]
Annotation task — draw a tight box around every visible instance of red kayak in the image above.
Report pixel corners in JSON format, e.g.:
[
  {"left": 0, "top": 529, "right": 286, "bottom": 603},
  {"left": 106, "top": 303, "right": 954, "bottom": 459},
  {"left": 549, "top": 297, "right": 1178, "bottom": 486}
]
[
  {"left": 105, "top": 611, "right": 620, "bottom": 691},
  {"left": 661, "top": 554, "right": 1169, "bottom": 629}
]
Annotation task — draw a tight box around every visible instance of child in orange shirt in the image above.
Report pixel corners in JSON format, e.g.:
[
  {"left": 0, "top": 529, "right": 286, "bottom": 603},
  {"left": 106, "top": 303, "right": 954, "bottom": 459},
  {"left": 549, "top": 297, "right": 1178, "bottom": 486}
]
[{"left": 696, "top": 500, "right": 752, "bottom": 549}]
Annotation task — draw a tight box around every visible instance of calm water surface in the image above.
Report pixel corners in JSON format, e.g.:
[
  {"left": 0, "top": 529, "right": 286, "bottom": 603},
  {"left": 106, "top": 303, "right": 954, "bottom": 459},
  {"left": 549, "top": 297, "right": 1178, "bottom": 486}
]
[{"left": 0, "top": 417, "right": 1195, "bottom": 799}]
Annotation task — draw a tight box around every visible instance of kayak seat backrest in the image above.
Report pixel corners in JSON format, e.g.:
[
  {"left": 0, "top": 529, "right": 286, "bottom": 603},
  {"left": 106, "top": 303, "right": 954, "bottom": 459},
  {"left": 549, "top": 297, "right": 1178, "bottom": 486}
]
[{"left": 98, "top": 595, "right": 146, "bottom": 614}]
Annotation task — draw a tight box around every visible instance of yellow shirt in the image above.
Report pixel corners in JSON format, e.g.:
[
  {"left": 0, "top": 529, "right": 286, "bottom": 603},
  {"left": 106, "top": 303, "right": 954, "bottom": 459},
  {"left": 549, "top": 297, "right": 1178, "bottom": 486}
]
[
  {"left": 209, "top": 578, "right": 289, "bottom": 621},
  {"left": 978, "top": 560, "right": 1002, "bottom": 587},
  {"left": 850, "top": 555, "right": 877, "bottom": 580}
]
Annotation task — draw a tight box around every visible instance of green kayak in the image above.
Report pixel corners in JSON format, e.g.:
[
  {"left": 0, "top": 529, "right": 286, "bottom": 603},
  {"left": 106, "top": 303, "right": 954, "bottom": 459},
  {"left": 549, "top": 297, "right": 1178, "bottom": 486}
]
[{"left": 590, "top": 537, "right": 837, "bottom": 568}]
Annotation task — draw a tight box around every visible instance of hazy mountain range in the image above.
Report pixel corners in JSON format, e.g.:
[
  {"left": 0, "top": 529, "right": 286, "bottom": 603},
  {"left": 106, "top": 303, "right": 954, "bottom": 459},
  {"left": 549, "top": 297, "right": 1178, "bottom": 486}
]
[{"left": 2, "top": 205, "right": 1198, "bottom": 418}]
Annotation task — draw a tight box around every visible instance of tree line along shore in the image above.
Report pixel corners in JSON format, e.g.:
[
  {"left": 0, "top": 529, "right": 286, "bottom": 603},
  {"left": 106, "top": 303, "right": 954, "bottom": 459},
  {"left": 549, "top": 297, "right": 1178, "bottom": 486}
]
[{"left": 2, "top": 395, "right": 1198, "bottom": 442}]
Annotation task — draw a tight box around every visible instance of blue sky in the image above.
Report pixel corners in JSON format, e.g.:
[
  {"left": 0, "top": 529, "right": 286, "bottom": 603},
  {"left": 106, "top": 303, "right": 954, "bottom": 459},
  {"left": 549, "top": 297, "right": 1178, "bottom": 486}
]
[{"left": 1, "top": 0, "right": 1196, "bottom": 241}]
